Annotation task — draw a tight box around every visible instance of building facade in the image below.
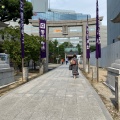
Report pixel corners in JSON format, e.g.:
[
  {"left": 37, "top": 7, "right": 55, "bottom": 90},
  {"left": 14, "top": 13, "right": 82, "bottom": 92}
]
[
  {"left": 29, "top": 18, "right": 107, "bottom": 48},
  {"left": 107, "top": 0, "right": 120, "bottom": 45},
  {"left": 100, "top": 25, "right": 107, "bottom": 48},
  {"left": 32, "top": 9, "right": 91, "bottom": 21},
  {"left": 31, "top": 0, "right": 48, "bottom": 12},
  {"left": 29, "top": 17, "right": 103, "bottom": 71}
]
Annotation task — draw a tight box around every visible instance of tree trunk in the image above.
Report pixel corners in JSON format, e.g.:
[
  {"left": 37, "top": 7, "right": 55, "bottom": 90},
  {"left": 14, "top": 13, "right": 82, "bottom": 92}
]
[{"left": 33, "top": 61, "right": 36, "bottom": 70}]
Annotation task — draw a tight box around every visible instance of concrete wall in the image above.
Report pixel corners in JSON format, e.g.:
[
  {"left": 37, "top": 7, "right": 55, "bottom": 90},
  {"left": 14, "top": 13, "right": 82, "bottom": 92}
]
[
  {"left": 107, "top": 0, "right": 120, "bottom": 45},
  {"left": 100, "top": 25, "right": 107, "bottom": 48},
  {"left": 90, "top": 41, "right": 120, "bottom": 68},
  {"left": 0, "top": 68, "right": 14, "bottom": 87}
]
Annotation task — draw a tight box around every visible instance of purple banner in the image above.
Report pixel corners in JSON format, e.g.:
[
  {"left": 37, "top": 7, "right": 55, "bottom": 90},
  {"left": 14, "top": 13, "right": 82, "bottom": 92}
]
[
  {"left": 20, "top": 0, "right": 24, "bottom": 58},
  {"left": 96, "top": 0, "right": 101, "bottom": 59},
  {"left": 86, "top": 15, "right": 90, "bottom": 58},
  {"left": 39, "top": 19, "right": 46, "bottom": 58}
]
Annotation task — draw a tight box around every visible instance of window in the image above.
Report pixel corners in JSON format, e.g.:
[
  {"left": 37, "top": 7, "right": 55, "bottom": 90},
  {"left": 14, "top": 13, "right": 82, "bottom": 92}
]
[
  {"left": 62, "top": 25, "right": 68, "bottom": 35},
  {"left": 68, "top": 26, "right": 82, "bottom": 33},
  {"left": 49, "top": 27, "right": 62, "bottom": 34}
]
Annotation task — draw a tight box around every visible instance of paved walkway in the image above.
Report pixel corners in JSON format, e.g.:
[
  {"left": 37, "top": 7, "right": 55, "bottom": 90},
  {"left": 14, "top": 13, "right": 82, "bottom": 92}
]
[{"left": 0, "top": 64, "right": 113, "bottom": 120}]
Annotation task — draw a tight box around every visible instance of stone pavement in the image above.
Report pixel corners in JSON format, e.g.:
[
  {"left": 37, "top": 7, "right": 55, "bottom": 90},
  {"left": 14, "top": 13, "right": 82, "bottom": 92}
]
[{"left": 0, "top": 64, "right": 113, "bottom": 120}]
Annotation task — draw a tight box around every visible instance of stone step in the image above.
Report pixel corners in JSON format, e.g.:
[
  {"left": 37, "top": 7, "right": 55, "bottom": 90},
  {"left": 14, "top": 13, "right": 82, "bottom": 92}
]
[
  {"left": 0, "top": 61, "right": 6, "bottom": 64},
  {"left": 111, "top": 63, "right": 120, "bottom": 69},
  {"left": 0, "top": 64, "right": 10, "bottom": 69},
  {"left": 115, "top": 59, "right": 120, "bottom": 64}
]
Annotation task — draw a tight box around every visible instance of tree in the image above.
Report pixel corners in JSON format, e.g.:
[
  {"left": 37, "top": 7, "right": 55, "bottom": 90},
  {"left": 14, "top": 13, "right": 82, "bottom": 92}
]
[
  {"left": 24, "top": 34, "right": 42, "bottom": 69},
  {"left": 76, "top": 44, "right": 82, "bottom": 54},
  {"left": 0, "top": 26, "right": 43, "bottom": 70},
  {"left": 48, "top": 40, "right": 73, "bottom": 63},
  {"left": 90, "top": 45, "right": 96, "bottom": 52},
  {"left": 48, "top": 40, "right": 59, "bottom": 63},
  {"left": 0, "top": 0, "right": 33, "bottom": 24}
]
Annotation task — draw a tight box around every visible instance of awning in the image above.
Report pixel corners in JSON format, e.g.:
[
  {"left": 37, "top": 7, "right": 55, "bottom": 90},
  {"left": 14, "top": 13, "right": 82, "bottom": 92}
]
[
  {"left": 0, "top": 21, "right": 8, "bottom": 27},
  {"left": 111, "top": 12, "right": 120, "bottom": 23}
]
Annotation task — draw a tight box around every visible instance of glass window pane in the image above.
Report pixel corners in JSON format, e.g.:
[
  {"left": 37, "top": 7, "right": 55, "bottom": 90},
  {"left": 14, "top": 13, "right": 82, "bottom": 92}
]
[{"left": 68, "top": 26, "right": 82, "bottom": 33}]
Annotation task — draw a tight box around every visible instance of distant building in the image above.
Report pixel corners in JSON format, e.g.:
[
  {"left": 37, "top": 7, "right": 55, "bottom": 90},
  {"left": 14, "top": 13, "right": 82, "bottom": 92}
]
[
  {"left": 107, "top": 0, "right": 120, "bottom": 45},
  {"left": 100, "top": 25, "right": 107, "bottom": 48},
  {"left": 29, "top": 18, "right": 107, "bottom": 48},
  {"left": 32, "top": 9, "right": 91, "bottom": 21},
  {"left": 31, "top": 0, "right": 48, "bottom": 12},
  {"left": 4, "top": 0, "right": 107, "bottom": 48},
  {"left": 31, "top": 0, "right": 91, "bottom": 21}
]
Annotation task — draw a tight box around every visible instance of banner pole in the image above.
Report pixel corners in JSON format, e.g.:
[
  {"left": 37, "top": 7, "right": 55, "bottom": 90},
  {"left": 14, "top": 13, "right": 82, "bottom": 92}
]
[
  {"left": 96, "top": 58, "right": 99, "bottom": 82},
  {"left": 86, "top": 15, "right": 90, "bottom": 73},
  {"left": 88, "top": 58, "right": 90, "bottom": 73},
  {"left": 20, "top": 0, "right": 24, "bottom": 81},
  {"left": 95, "top": 0, "right": 101, "bottom": 82},
  {"left": 22, "top": 58, "right": 24, "bottom": 80}
]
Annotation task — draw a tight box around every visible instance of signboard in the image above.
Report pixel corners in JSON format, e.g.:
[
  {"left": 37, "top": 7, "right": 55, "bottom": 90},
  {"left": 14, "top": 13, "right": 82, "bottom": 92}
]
[
  {"left": 39, "top": 19, "right": 46, "bottom": 58},
  {"left": 54, "top": 29, "right": 62, "bottom": 33},
  {"left": 96, "top": 0, "right": 101, "bottom": 59}
]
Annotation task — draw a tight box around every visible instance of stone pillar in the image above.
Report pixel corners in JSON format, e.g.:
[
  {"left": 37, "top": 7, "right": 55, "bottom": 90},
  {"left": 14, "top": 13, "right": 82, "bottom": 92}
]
[
  {"left": 82, "top": 23, "right": 86, "bottom": 72},
  {"left": 39, "top": 61, "right": 44, "bottom": 75},
  {"left": 23, "top": 67, "right": 28, "bottom": 81},
  {"left": 115, "top": 76, "right": 120, "bottom": 111},
  {"left": 44, "top": 24, "right": 49, "bottom": 72}
]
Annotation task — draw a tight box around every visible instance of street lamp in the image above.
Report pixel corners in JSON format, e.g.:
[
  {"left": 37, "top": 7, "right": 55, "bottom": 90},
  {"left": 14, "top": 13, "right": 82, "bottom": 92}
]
[
  {"left": 1, "top": 5, "right": 5, "bottom": 9},
  {"left": 56, "top": 45, "right": 59, "bottom": 56},
  {"left": 0, "top": 5, "right": 5, "bottom": 21},
  {"left": 56, "top": 45, "right": 59, "bottom": 64}
]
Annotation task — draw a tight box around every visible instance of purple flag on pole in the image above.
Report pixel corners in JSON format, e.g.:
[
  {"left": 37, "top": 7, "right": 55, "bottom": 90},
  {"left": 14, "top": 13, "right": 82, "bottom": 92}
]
[
  {"left": 96, "top": 0, "right": 101, "bottom": 59},
  {"left": 20, "top": 0, "right": 24, "bottom": 58},
  {"left": 39, "top": 19, "right": 46, "bottom": 58},
  {"left": 86, "top": 15, "right": 90, "bottom": 58}
]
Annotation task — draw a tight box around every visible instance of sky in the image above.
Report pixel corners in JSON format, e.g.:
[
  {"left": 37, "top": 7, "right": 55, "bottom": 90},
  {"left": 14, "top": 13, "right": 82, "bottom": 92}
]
[{"left": 28, "top": 0, "right": 107, "bottom": 25}]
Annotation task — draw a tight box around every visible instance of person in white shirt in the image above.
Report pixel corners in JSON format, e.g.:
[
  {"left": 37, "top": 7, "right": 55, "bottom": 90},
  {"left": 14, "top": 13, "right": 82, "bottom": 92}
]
[{"left": 65, "top": 57, "right": 68, "bottom": 65}]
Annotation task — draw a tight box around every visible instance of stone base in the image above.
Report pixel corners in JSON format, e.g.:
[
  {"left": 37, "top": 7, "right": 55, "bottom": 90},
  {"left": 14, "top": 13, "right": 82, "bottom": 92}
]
[
  {"left": 23, "top": 67, "right": 28, "bottom": 81},
  {"left": 106, "top": 59, "right": 120, "bottom": 91},
  {"left": 0, "top": 68, "right": 14, "bottom": 87}
]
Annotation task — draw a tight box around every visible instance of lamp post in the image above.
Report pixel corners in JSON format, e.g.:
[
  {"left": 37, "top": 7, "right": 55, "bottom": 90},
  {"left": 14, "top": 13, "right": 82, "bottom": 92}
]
[
  {"left": 0, "top": 5, "right": 5, "bottom": 21},
  {"left": 56, "top": 45, "right": 59, "bottom": 64}
]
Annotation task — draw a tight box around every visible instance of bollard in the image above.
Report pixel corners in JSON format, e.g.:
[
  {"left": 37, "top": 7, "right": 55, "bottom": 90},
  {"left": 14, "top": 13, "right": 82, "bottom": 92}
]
[
  {"left": 115, "top": 76, "right": 120, "bottom": 111},
  {"left": 39, "top": 64, "right": 44, "bottom": 75},
  {"left": 23, "top": 67, "right": 28, "bottom": 81},
  {"left": 91, "top": 66, "right": 97, "bottom": 81}
]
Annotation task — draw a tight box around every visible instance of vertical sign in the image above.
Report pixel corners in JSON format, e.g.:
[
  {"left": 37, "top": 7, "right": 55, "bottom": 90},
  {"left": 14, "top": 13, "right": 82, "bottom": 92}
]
[
  {"left": 96, "top": 0, "right": 101, "bottom": 59},
  {"left": 39, "top": 19, "right": 46, "bottom": 58},
  {"left": 86, "top": 15, "right": 90, "bottom": 58},
  {"left": 20, "top": 0, "right": 24, "bottom": 58}
]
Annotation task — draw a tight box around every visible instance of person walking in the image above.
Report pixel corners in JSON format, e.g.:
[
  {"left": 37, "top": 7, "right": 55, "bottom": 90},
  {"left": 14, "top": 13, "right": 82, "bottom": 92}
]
[
  {"left": 61, "top": 58, "right": 64, "bottom": 64},
  {"left": 65, "top": 57, "right": 68, "bottom": 65},
  {"left": 70, "top": 54, "right": 79, "bottom": 79}
]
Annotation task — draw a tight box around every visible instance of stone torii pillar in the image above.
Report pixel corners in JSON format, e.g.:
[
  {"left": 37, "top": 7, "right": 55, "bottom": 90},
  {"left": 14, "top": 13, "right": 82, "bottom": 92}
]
[{"left": 82, "top": 23, "right": 87, "bottom": 72}]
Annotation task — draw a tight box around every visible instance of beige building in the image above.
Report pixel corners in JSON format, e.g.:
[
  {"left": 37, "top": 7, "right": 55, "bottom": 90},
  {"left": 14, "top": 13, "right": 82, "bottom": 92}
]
[
  {"left": 3, "top": 18, "right": 107, "bottom": 72},
  {"left": 29, "top": 17, "right": 105, "bottom": 71},
  {"left": 4, "top": 18, "right": 107, "bottom": 48},
  {"left": 29, "top": 18, "right": 107, "bottom": 48}
]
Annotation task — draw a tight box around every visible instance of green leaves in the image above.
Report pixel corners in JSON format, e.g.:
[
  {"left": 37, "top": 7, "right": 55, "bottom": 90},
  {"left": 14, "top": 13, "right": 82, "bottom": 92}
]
[
  {"left": 0, "top": 26, "right": 43, "bottom": 68},
  {"left": 0, "top": 0, "right": 33, "bottom": 24},
  {"left": 90, "top": 45, "right": 96, "bottom": 52}
]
